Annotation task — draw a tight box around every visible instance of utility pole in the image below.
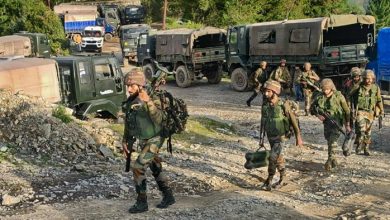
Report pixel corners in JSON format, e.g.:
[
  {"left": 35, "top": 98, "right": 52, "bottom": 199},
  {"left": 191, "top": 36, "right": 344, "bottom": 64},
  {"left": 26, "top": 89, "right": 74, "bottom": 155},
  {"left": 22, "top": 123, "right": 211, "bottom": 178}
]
[
  {"left": 162, "top": 0, "right": 168, "bottom": 30},
  {"left": 46, "top": 0, "right": 51, "bottom": 9}
]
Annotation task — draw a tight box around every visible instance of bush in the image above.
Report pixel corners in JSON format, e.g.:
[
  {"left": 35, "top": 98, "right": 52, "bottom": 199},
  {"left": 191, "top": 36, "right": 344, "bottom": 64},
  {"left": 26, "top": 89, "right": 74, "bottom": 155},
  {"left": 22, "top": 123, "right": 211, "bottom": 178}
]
[
  {"left": 52, "top": 105, "right": 73, "bottom": 124},
  {"left": 166, "top": 18, "right": 204, "bottom": 30}
]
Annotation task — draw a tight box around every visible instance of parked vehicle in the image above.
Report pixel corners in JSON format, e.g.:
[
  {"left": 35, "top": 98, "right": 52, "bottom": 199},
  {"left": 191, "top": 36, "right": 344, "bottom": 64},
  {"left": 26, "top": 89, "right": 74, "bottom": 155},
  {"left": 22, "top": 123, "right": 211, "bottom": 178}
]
[
  {"left": 119, "top": 24, "right": 150, "bottom": 64},
  {"left": 0, "top": 55, "right": 126, "bottom": 118},
  {"left": 96, "top": 6, "right": 121, "bottom": 41},
  {"left": 137, "top": 27, "right": 226, "bottom": 87},
  {"left": 0, "top": 32, "right": 50, "bottom": 58},
  {"left": 367, "top": 27, "right": 390, "bottom": 93},
  {"left": 80, "top": 26, "right": 105, "bottom": 53},
  {"left": 226, "top": 14, "right": 376, "bottom": 91},
  {"left": 121, "top": 5, "right": 146, "bottom": 24}
]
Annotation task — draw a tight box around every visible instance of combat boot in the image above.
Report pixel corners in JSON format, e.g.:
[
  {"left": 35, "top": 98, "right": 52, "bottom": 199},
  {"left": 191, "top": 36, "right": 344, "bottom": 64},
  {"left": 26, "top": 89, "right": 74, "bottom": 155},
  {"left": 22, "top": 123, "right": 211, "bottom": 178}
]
[
  {"left": 363, "top": 143, "right": 371, "bottom": 156},
  {"left": 331, "top": 159, "right": 338, "bottom": 168},
  {"left": 260, "top": 175, "right": 273, "bottom": 191},
  {"left": 272, "top": 169, "right": 285, "bottom": 189},
  {"left": 157, "top": 188, "right": 175, "bottom": 209},
  {"left": 355, "top": 143, "right": 362, "bottom": 155},
  {"left": 128, "top": 193, "right": 148, "bottom": 213},
  {"left": 304, "top": 109, "right": 309, "bottom": 116},
  {"left": 324, "top": 159, "right": 332, "bottom": 171}
]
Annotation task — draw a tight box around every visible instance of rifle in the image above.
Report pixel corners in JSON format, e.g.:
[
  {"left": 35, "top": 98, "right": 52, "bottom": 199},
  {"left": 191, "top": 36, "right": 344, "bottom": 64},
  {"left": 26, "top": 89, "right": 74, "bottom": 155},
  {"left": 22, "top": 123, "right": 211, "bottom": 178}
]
[
  {"left": 125, "top": 137, "right": 136, "bottom": 172},
  {"left": 145, "top": 61, "right": 173, "bottom": 95},
  {"left": 258, "top": 117, "right": 266, "bottom": 150},
  {"left": 301, "top": 76, "right": 321, "bottom": 92}
]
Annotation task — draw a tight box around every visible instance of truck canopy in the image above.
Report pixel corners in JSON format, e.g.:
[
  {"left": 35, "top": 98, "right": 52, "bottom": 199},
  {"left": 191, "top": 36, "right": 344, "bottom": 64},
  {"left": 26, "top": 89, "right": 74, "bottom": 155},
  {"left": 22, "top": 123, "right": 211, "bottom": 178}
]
[
  {"left": 64, "top": 12, "right": 97, "bottom": 34},
  {"left": 0, "top": 58, "right": 61, "bottom": 103},
  {"left": 54, "top": 4, "right": 97, "bottom": 15},
  {"left": 155, "top": 27, "right": 226, "bottom": 56},
  {"left": 0, "top": 35, "right": 32, "bottom": 57},
  {"left": 248, "top": 14, "right": 375, "bottom": 56}
]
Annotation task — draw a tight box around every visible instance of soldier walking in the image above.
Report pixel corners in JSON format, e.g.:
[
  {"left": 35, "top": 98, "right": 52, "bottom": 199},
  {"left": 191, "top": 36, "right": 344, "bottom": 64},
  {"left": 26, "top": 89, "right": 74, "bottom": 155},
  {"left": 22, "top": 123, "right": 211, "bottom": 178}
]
[
  {"left": 260, "top": 80, "right": 303, "bottom": 191},
  {"left": 270, "top": 59, "right": 292, "bottom": 96},
  {"left": 343, "top": 67, "right": 362, "bottom": 97},
  {"left": 246, "top": 61, "right": 268, "bottom": 107},
  {"left": 349, "top": 70, "right": 384, "bottom": 156},
  {"left": 311, "top": 79, "right": 351, "bottom": 171},
  {"left": 297, "top": 62, "right": 320, "bottom": 116},
  {"left": 122, "top": 69, "right": 175, "bottom": 213}
]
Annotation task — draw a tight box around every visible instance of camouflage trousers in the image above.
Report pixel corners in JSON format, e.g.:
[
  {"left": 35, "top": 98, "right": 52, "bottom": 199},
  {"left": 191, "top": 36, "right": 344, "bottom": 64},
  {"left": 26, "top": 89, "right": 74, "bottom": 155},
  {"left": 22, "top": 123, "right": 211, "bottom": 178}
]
[
  {"left": 132, "top": 136, "right": 170, "bottom": 194},
  {"left": 303, "top": 89, "right": 313, "bottom": 112},
  {"left": 267, "top": 140, "right": 287, "bottom": 177},
  {"left": 355, "top": 111, "right": 374, "bottom": 146},
  {"left": 324, "top": 122, "right": 341, "bottom": 162}
]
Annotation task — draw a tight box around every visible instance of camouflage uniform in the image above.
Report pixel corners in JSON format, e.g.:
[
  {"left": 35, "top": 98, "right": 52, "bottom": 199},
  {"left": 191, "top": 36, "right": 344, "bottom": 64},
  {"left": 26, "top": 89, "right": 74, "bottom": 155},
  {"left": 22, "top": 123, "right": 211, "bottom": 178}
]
[
  {"left": 343, "top": 67, "right": 362, "bottom": 98},
  {"left": 297, "top": 68, "right": 320, "bottom": 115},
  {"left": 270, "top": 60, "right": 291, "bottom": 95},
  {"left": 350, "top": 70, "right": 384, "bottom": 155},
  {"left": 123, "top": 70, "right": 175, "bottom": 213},
  {"left": 311, "top": 79, "right": 350, "bottom": 171},
  {"left": 260, "top": 80, "right": 302, "bottom": 191},
  {"left": 246, "top": 61, "right": 268, "bottom": 107}
]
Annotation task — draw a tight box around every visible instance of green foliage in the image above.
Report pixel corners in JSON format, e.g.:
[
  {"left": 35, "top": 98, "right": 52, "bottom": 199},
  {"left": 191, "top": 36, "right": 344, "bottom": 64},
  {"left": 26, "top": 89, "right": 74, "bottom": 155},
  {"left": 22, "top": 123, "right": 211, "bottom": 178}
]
[
  {"left": 166, "top": 18, "right": 204, "bottom": 30},
  {"left": 0, "top": 0, "right": 67, "bottom": 54},
  {"left": 367, "top": 0, "right": 390, "bottom": 30},
  {"left": 52, "top": 105, "right": 73, "bottom": 124}
]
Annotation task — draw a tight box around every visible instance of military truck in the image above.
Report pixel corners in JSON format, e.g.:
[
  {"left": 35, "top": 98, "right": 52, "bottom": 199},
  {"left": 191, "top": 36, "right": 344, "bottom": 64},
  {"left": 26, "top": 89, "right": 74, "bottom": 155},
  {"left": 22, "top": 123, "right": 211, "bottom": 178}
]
[
  {"left": 119, "top": 24, "right": 150, "bottom": 64},
  {"left": 226, "top": 14, "right": 376, "bottom": 91},
  {"left": 0, "top": 32, "right": 50, "bottom": 58},
  {"left": 137, "top": 27, "right": 226, "bottom": 87},
  {"left": 0, "top": 55, "right": 125, "bottom": 118},
  {"left": 121, "top": 5, "right": 146, "bottom": 24}
]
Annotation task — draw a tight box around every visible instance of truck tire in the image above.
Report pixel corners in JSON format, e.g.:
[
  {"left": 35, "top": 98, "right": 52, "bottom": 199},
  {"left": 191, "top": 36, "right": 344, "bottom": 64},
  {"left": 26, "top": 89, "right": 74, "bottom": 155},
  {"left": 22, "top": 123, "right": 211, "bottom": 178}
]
[
  {"left": 207, "top": 65, "right": 223, "bottom": 84},
  {"left": 143, "top": 63, "right": 155, "bottom": 81},
  {"left": 231, "top": 67, "right": 248, "bottom": 91},
  {"left": 175, "top": 65, "right": 192, "bottom": 88},
  {"left": 104, "top": 33, "right": 113, "bottom": 42}
]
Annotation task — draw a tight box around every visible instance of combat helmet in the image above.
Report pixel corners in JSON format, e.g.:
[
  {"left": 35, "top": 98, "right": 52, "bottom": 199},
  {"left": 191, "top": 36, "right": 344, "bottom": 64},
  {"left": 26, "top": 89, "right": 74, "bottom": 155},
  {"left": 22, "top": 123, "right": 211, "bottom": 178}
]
[
  {"left": 263, "top": 80, "right": 281, "bottom": 95},
  {"left": 362, "top": 69, "right": 375, "bottom": 79},
  {"left": 321, "top": 78, "right": 336, "bottom": 91},
  {"left": 125, "top": 68, "right": 146, "bottom": 86},
  {"left": 350, "top": 67, "right": 362, "bottom": 77}
]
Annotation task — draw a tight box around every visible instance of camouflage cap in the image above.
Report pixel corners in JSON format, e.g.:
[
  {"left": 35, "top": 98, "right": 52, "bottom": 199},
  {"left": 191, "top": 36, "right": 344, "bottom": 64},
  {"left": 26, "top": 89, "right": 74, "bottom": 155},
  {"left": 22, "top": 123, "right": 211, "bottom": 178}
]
[
  {"left": 321, "top": 78, "right": 336, "bottom": 91},
  {"left": 125, "top": 68, "right": 145, "bottom": 86},
  {"left": 263, "top": 80, "right": 281, "bottom": 95},
  {"left": 350, "top": 67, "right": 362, "bottom": 77},
  {"left": 363, "top": 69, "right": 375, "bottom": 79}
]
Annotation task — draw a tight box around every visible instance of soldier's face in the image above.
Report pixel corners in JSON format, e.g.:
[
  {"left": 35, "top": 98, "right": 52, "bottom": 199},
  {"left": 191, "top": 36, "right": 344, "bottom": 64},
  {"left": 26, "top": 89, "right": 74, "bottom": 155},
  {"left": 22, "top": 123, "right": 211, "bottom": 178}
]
[
  {"left": 280, "top": 62, "right": 286, "bottom": 67},
  {"left": 322, "top": 88, "right": 333, "bottom": 97},
  {"left": 127, "top": 84, "right": 140, "bottom": 96},
  {"left": 365, "top": 77, "right": 373, "bottom": 85},
  {"left": 304, "top": 64, "right": 311, "bottom": 71},
  {"left": 264, "top": 89, "right": 274, "bottom": 99},
  {"left": 353, "top": 76, "right": 360, "bottom": 82}
]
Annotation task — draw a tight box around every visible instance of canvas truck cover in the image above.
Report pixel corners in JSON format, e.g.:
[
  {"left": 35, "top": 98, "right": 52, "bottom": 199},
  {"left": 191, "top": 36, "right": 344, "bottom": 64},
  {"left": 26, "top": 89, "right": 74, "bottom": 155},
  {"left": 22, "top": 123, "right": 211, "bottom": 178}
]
[
  {"left": 156, "top": 27, "right": 226, "bottom": 56},
  {"left": 0, "top": 35, "right": 32, "bottom": 57},
  {"left": 54, "top": 4, "right": 97, "bottom": 15},
  {"left": 248, "top": 14, "right": 375, "bottom": 56},
  {"left": 0, "top": 58, "right": 61, "bottom": 103}
]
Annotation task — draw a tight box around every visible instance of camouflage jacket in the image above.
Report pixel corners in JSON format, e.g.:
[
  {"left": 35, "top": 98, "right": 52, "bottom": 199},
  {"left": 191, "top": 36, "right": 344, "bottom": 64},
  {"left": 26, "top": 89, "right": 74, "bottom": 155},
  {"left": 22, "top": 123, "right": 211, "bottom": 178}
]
[
  {"left": 252, "top": 67, "right": 268, "bottom": 88},
  {"left": 350, "top": 84, "right": 384, "bottom": 115},
  {"left": 297, "top": 70, "right": 319, "bottom": 89},
  {"left": 122, "top": 95, "right": 163, "bottom": 141},
  {"left": 311, "top": 90, "right": 351, "bottom": 126},
  {"left": 270, "top": 67, "right": 291, "bottom": 85}
]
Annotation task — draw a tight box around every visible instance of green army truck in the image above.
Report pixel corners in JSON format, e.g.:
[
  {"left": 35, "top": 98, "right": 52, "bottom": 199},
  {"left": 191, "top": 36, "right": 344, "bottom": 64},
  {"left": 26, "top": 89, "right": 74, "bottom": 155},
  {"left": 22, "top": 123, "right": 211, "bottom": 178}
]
[
  {"left": 119, "top": 24, "right": 150, "bottom": 65},
  {"left": 0, "top": 32, "right": 51, "bottom": 58},
  {"left": 137, "top": 27, "right": 226, "bottom": 87},
  {"left": 226, "top": 14, "right": 376, "bottom": 91}
]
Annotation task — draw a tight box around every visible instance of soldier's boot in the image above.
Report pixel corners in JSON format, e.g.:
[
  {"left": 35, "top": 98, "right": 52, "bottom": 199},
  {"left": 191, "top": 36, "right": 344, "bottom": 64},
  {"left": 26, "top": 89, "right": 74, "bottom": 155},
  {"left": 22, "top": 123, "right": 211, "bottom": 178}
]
[
  {"left": 363, "top": 143, "right": 371, "bottom": 156},
  {"left": 304, "top": 109, "right": 310, "bottom": 116},
  {"left": 324, "top": 159, "right": 332, "bottom": 171},
  {"left": 128, "top": 193, "right": 148, "bottom": 213},
  {"left": 246, "top": 95, "right": 255, "bottom": 107},
  {"left": 272, "top": 169, "right": 285, "bottom": 189},
  {"left": 156, "top": 181, "right": 175, "bottom": 209},
  {"left": 331, "top": 159, "right": 338, "bottom": 169},
  {"left": 260, "top": 175, "right": 273, "bottom": 191},
  {"left": 355, "top": 142, "right": 363, "bottom": 155}
]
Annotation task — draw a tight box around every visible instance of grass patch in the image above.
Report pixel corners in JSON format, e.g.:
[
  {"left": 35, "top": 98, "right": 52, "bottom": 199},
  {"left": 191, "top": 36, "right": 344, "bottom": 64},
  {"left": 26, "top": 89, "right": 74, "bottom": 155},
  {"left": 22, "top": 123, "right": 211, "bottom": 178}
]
[
  {"left": 107, "top": 124, "right": 124, "bottom": 136},
  {"left": 52, "top": 105, "right": 73, "bottom": 123}
]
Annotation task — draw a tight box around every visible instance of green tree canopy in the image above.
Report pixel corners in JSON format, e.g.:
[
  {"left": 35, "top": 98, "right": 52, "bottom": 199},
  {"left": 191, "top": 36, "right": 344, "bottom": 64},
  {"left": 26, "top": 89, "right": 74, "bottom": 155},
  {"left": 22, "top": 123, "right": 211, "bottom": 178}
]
[
  {"left": 0, "top": 0, "right": 66, "bottom": 53},
  {"left": 367, "top": 0, "right": 390, "bottom": 30}
]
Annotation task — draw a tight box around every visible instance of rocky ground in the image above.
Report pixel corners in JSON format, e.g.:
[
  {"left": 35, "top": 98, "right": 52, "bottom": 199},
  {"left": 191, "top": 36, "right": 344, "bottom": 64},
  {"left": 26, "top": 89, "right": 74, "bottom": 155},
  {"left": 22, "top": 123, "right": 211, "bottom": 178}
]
[{"left": 1, "top": 38, "right": 390, "bottom": 219}]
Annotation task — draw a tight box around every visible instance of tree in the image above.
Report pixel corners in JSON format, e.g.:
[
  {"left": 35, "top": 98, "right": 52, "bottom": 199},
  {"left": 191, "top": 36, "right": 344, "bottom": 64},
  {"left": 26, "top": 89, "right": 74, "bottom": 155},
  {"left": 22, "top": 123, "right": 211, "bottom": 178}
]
[
  {"left": 0, "top": 0, "right": 66, "bottom": 54},
  {"left": 367, "top": 0, "right": 390, "bottom": 30}
]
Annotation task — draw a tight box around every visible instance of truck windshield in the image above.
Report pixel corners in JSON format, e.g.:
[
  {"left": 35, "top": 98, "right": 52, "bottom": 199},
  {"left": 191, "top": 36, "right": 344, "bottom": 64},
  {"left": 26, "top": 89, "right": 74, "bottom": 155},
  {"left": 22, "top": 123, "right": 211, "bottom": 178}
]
[
  {"left": 84, "top": 31, "right": 102, "bottom": 37},
  {"left": 125, "top": 7, "right": 142, "bottom": 15}
]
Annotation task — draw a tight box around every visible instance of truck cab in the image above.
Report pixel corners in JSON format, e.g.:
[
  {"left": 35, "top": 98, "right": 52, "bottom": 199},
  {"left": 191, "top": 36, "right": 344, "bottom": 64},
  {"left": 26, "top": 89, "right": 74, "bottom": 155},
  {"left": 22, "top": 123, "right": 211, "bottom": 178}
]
[
  {"left": 122, "top": 5, "right": 146, "bottom": 24},
  {"left": 96, "top": 8, "right": 121, "bottom": 41},
  {"left": 14, "top": 32, "right": 51, "bottom": 58},
  {"left": 54, "top": 54, "right": 125, "bottom": 118},
  {"left": 80, "top": 26, "right": 104, "bottom": 53},
  {"left": 119, "top": 24, "right": 150, "bottom": 64}
]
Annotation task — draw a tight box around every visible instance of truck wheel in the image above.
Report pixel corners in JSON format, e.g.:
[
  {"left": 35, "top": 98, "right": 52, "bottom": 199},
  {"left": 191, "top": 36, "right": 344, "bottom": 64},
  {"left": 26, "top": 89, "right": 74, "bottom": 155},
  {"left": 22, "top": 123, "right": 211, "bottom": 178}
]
[
  {"left": 143, "top": 63, "right": 155, "bottom": 81},
  {"left": 207, "top": 65, "right": 223, "bottom": 84},
  {"left": 175, "top": 65, "right": 192, "bottom": 88},
  {"left": 231, "top": 67, "right": 248, "bottom": 91},
  {"left": 104, "top": 33, "right": 113, "bottom": 42}
]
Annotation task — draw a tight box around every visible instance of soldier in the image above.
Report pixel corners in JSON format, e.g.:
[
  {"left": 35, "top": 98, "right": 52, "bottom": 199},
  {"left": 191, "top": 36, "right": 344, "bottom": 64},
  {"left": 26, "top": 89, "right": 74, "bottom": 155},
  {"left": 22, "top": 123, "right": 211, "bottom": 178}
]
[
  {"left": 350, "top": 70, "right": 384, "bottom": 156},
  {"left": 270, "top": 59, "right": 292, "bottom": 95},
  {"left": 122, "top": 69, "right": 175, "bottom": 213},
  {"left": 293, "top": 66, "right": 304, "bottom": 102},
  {"left": 246, "top": 61, "right": 268, "bottom": 107},
  {"left": 343, "top": 67, "right": 362, "bottom": 97},
  {"left": 311, "top": 78, "right": 351, "bottom": 171},
  {"left": 297, "top": 62, "right": 320, "bottom": 116},
  {"left": 260, "top": 80, "right": 303, "bottom": 191}
]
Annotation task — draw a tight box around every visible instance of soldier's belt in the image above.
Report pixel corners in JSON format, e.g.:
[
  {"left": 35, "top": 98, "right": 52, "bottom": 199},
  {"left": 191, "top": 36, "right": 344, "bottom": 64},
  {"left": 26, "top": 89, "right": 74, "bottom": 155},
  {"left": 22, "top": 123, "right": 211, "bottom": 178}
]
[{"left": 357, "top": 111, "right": 374, "bottom": 120}]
